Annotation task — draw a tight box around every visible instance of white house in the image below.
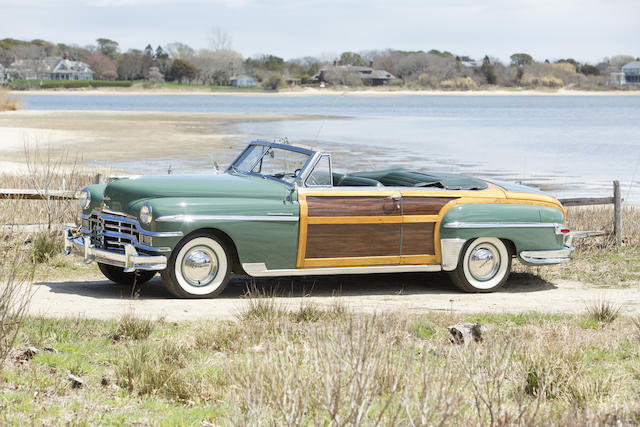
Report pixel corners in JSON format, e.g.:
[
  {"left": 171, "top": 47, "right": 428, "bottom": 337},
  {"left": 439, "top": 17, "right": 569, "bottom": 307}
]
[
  {"left": 611, "top": 61, "right": 640, "bottom": 85},
  {"left": 8, "top": 57, "right": 93, "bottom": 81},
  {"left": 50, "top": 59, "right": 93, "bottom": 81},
  {"left": 230, "top": 74, "right": 255, "bottom": 87}
]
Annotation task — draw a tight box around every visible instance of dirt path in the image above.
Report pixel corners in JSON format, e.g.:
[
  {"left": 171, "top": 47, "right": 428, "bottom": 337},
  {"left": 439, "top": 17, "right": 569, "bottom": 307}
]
[{"left": 28, "top": 272, "right": 640, "bottom": 321}]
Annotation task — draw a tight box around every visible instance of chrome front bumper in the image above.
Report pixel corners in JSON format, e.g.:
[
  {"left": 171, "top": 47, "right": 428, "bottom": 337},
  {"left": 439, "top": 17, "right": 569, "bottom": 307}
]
[
  {"left": 519, "top": 246, "right": 574, "bottom": 265},
  {"left": 63, "top": 228, "right": 167, "bottom": 272}
]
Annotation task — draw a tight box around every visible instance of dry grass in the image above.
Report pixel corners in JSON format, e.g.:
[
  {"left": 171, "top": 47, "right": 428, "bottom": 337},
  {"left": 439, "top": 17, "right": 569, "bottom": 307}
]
[
  {"left": 566, "top": 205, "right": 640, "bottom": 248},
  {"left": 0, "top": 203, "right": 34, "bottom": 372},
  {"left": 0, "top": 88, "right": 21, "bottom": 111},
  {"left": 513, "top": 205, "right": 640, "bottom": 286},
  {"left": 585, "top": 299, "right": 621, "bottom": 324},
  {"left": 2, "top": 305, "right": 640, "bottom": 424},
  {"left": 111, "top": 310, "right": 158, "bottom": 341}
]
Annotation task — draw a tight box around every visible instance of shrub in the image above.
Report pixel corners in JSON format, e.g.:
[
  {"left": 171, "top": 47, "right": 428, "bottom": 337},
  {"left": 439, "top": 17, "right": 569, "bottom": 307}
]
[
  {"left": 263, "top": 74, "right": 286, "bottom": 90},
  {"left": 417, "top": 73, "right": 439, "bottom": 88},
  {"left": 585, "top": 299, "right": 621, "bottom": 324},
  {"left": 112, "top": 311, "right": 157, "bottom": 340},
  {"left": 9, "top": 80, "right": 133, "bottom": 90},
  {"left": 32, "top": 232, "right": 62, "bottom": 263},
  {"left": 0, "top": 88, "right": 21, "bottom": 111},
  {"left": 441, "top": 77, "right": 477, "bottom": 90}
]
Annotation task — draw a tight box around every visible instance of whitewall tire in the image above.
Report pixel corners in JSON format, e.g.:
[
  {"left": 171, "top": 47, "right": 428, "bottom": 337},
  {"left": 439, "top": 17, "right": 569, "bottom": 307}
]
[
  {"left": 161, "top": 233, "right": 231, "bottom": 298},
  {"left": 448, "top": 237, "right": 512, "bottom": 293}
]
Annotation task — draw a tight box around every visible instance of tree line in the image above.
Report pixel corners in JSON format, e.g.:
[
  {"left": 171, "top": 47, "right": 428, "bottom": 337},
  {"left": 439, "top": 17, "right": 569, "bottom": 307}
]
[{"left": 0, "top": 37, "right": 637, "bottom": 90}]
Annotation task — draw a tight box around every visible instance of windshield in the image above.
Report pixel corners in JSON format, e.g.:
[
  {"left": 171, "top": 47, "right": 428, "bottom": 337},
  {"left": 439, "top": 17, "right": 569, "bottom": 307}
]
[{"left": 230, "top": 144, "right": 311, "bottom": 184}]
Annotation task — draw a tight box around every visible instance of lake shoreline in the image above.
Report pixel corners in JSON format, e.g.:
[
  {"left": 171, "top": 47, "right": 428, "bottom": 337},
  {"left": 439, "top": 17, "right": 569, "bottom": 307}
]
[{"left": 10, "top": 87, "right": 640, "bottom": 97}]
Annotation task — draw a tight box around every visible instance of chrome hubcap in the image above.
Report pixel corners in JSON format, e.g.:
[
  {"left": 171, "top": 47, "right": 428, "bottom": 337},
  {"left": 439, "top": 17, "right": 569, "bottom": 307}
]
[
  {"left": 468, "top": 245, "right": 500, "bottom": 281},
  {"left": 181, "top": 247, "right": 218, "bottom": 287}
]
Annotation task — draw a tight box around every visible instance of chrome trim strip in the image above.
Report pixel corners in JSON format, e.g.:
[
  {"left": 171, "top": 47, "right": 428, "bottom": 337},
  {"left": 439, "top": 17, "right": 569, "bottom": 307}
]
[
  {"left": 156, "top": 215, "right": 300, "bottom": 223},
  {"left": 90, "top": 211, "right": 183, "bottom": 237},
  {"left": 63, "top": 228, "right": 167, "bottom": 271},
  {"left": 440, "top": 238, "right": 467, "bottom": 271},
  {"left": 102, "top": 207, "right": 136, "bottom": 219},
  {"left": 443, "top": 222, "right": 563, "bottom": 229},
  {"left": 519, "top": 246, "right": 574, "bottom": 265},
  {"left": 242, "top": 262, "right": 441, "bottom": 277}
]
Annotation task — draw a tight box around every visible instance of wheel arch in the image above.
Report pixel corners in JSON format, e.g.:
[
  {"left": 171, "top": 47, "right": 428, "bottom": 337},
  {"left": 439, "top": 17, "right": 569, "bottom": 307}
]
[{"left": 180, "top": 227, "right": 245, "bottom": 275}]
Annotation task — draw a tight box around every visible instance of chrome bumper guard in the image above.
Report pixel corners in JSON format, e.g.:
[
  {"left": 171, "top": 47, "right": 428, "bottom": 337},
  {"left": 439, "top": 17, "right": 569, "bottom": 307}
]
[
  {"left": 519, "top": 246, "right": 574, "bottom": 265},
  {"left": 63, "top": 227, "right": 167, "bottom": 272}
]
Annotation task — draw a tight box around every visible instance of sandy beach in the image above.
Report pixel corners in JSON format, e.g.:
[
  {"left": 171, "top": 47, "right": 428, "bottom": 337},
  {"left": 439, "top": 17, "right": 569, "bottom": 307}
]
[
  {"left": 10, "top": 87, "right": 640, "bottom": 98},
  {"left": 0, "top": 110, "right": 319, "bottom": 173}
]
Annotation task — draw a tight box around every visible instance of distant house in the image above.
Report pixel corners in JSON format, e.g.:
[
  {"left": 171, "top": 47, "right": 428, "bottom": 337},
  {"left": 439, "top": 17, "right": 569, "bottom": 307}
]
[
  {"left": 284, "top": 75, "right": 301, "bottom": 86},
  {"left": 8, "top": 58, "right": 53, "bottom": 80},
  {"left": 230, "top": 75, "right": 255, "bottom": 87},
  {"left": 622, "top": 61, "right": 640, "bottom": 84},
  {"left": 50, "top": 59, "right": 93, "bottom": 81},
  {"left": 313, "top": 65, "right": 394, "bottom": 86},
  {"left": 460, "top": 56, "right": 481, "bottom": 69},
  {"left": 611, "top": 61, "right": 640, "bottom": 85},
  {"left": 8, "top": 57, "right": 93, "bottom": 81}
]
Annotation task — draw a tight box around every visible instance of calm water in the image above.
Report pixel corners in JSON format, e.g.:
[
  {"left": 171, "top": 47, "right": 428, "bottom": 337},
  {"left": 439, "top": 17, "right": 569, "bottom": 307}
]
[{"left": 21, "top": 94, "right": 640, "bottom": 203}]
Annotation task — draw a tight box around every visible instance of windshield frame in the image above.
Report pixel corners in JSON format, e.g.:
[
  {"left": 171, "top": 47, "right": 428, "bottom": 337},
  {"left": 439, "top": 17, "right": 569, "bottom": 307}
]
[{"left": 227, "top": 141, "right": 318, "bottom": 187}]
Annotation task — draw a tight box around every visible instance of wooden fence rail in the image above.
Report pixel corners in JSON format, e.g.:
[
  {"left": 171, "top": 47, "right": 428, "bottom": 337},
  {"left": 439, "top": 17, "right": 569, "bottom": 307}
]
[
  {"left": 0, "top": 180, "right": 625, "bottom": 244},
  {"left": 558, "top": 180, "right": 623, "bottom": 245}
]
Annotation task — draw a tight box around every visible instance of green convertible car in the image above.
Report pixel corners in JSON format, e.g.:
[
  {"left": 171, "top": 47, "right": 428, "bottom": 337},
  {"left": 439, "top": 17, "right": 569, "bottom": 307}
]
[{"left": 64, "top": 140, "right": 574, "bottom": 298}]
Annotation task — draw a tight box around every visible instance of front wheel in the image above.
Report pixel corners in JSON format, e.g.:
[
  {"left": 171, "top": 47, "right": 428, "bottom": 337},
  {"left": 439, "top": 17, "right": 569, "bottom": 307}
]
[
  {"left": 98, "top": 263, "right": 156, "bottom": 286},
  {"left": 448, "top": 237, "right": 512, "bottom": 293},
  {"left": 161, "top": 233, "right": 231, "bottom": 298}
]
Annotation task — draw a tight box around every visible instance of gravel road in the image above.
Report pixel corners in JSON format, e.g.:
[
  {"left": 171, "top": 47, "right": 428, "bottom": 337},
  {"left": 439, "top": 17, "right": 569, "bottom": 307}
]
[{"left": 28, "top": 272, "right": 640, "bottom": 321}]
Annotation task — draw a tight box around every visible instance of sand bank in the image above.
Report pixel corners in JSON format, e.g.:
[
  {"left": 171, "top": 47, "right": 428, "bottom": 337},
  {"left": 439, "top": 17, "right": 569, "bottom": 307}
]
[
  {"left": 10, "top": 87, "right": 640, "bottom": 97},
  {"left": 0, "top": 110, "right": 317, "bottom": 173}
]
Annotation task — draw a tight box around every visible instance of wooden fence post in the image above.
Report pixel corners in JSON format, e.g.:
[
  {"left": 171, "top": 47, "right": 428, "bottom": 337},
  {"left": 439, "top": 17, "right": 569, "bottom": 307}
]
[
  {"left": 613, "top": 180, "right": 622, "bottom": 245},
  {"left": 94, "top": 173, "right": 104, "bottom": 184}
]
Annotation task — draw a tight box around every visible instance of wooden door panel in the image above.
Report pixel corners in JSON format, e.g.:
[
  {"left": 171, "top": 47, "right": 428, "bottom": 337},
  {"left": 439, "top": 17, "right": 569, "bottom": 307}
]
[
  {"left": 400, "top": 195, "right": 457, "bottom": 264},
  {"left": 402, "top": 197, "right": 456, "bottom": 215},
  {"left": 402, "top": 223, "right": 435, "bottom": 255},
  {"left": 307, "top": 196, "right": 400, "bottom": 217},
  {"left": 305, "top": 223, "right": 401, "bottom": 258},
  {"left": 298, "top": 192, "right": 403, "bottom": 267}
]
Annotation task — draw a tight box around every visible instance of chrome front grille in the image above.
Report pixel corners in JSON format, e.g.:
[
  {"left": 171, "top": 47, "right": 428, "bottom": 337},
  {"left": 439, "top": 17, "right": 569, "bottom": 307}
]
[{"left": 86, "top": 211, "right": 141, "bottom": 252}]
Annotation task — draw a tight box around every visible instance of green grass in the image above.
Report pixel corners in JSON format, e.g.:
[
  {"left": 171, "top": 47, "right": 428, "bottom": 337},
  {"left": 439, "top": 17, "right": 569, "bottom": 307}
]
[{"left": 2, "top": 308, "right": 640, "bottom": 425}]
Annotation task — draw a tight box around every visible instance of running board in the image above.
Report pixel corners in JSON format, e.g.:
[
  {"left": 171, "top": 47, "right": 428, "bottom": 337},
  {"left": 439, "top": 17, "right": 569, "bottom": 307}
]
[{"left": 242, "top": 263, "right": 442, "bottom": 277}]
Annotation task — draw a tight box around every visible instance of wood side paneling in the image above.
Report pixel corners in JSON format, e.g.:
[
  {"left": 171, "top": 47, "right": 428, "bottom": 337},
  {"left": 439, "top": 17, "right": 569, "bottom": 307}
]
[
  {"left": 305, "top": 223, "right": 401, "bottom": 258},
  {"left": 402, "top": 222, "right": 435, "bottom": 255},
  {"left": 307, "top": 196, "right": 400, "bottom": 217},
  {"left": 402, "top": 197, "right": 457, "bottom": 215}
]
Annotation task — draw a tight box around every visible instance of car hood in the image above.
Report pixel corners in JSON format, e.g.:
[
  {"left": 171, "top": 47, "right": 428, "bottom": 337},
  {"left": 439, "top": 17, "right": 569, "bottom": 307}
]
[{"left": 103, "top": 173, "right": 290, "bottom": 213}]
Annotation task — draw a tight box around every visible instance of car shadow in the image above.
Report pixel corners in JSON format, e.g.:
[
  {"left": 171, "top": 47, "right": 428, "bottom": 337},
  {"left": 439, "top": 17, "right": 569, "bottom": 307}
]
[{"left": 34, "top": 271, "right": 557, "bottom": 300}]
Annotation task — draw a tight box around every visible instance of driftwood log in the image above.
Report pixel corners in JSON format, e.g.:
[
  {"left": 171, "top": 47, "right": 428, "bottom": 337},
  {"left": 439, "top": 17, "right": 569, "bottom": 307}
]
[{"left": 448, "top": 322, "right": 484, "bottom": 345}]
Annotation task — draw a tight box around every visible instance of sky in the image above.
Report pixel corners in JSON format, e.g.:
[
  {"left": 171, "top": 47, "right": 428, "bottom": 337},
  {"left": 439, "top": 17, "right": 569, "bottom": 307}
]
[{"left": 1, "top": 0, "right": 638, "bottom": 64}]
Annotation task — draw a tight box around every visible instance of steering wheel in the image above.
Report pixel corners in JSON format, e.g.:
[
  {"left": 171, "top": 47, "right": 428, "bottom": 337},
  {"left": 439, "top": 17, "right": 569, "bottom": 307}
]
[{"left": 294, "top": 168, "right": 302, "bottom": 176}]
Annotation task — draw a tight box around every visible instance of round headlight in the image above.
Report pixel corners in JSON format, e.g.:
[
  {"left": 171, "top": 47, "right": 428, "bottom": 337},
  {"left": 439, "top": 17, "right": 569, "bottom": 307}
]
[
  {"left": 140, "top": 203, "right": 153, "bottom": 225},
  {"left": 78, "top": 188, "right": 91, "bottom": 210}
]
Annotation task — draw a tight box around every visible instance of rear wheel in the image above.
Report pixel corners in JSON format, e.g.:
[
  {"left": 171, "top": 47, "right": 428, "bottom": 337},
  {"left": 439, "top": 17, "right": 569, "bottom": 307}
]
[
  {"left": 98, "top": 263, "right": 156, "bottom": 286},
  {"left": 161, "top": 233, "right": 231, "bottom": 299},
  {"left": 448, "top": 237, "right": 511, "bottom": 293}
]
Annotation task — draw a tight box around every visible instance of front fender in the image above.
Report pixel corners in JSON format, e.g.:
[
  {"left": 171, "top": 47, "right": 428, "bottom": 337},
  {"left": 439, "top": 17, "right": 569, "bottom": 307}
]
[{"left": 140, "top": 197, "right": 301, "bottom": 270}]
